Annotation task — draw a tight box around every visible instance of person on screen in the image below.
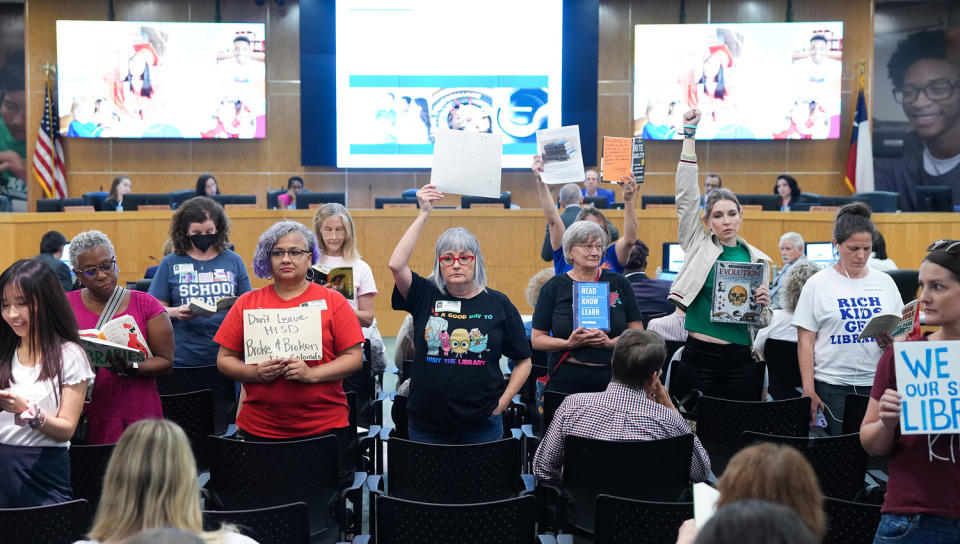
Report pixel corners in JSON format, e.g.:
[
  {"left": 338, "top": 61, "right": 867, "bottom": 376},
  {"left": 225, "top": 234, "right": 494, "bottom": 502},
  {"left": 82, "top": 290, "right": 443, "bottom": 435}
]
[
  {"left": 201, "top": 99, "right": 254, "bottom": 139},
  {"left": 580, "top": 169, "right": 615, "bottom": 207},
  {"left": 67, "top": 97, "right": 100, "bottom": 138},
  {"left": 118, "top": 43, "right": 159, "bottom": 120},
  {"left": 0, "top": 57, "right": 27, "bottom": 212},
  {"left": 446, "top": 102, "right": 492, "bottom": 133},
  {"left": 641, "top": 102, "right": 675, "bottom": 140},
  {"left": 396, "top": 96, "right": 431, "bottom": 144},
  {"left": 875, "top": 29, "right": 960, "bottom": 211},
  {"left": 774, "top": 99, "right": 830, "bottom": 140},
  {"left": 792, "top": 35, "right": 841, "bottom": 114}
]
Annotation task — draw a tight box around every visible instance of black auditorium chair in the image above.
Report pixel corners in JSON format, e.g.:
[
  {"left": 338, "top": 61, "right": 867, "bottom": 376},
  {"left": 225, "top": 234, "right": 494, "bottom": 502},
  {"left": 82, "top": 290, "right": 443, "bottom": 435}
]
[
  {"left": 341, "top": 348, "right": 383, "bottom": 429},
  {"left": 582, "top": 195, "right": 608, "bottom": 209},
  {"left": 541, "top": 391, "right": 569, "bottom": 436},
  {"left": 345, "top": 391, "right": 380, "bottom": 474},
  {"left": 82, "top": 191, "right": 109, "bottom": 211},
  {"left": 169, "top": 189, "right": 196, "bottom": 209},
  {"left": 69, "top": 443, "right": 116, "bottom": 512},
  {"left": 817, "top": 195, "right": 856, "bottom": 208},
  {"left": 763, "top": 339, "right": 802, "bottom": 399},
  {"left": 461, "top": 191, "right": 511, "bottom": 209},
  {"left": 853, "top": 191, "right": 900, "bottom": 213},
  {"left": 37, "top": 198, "right": 64, "bottom": 212},
  {"left": 203, "top": 502, "right": 311, "bottom": 544},
  {"left": 592, "top": 495, "right": 693, "bottom": 544},
  {"left": 641, "top": 195, "right": 675, "bottom": 209},
  {"left": 212, "top": 194, "right": 257, "bottom": 206},
  {"left": 740, "top": 431, "right": 869, "bottom": 500},
  {"left": 550, "top": 434, "right": 694, "bottom": 536},
  {"left": 267, "top": 189, "right": 285, "bottom": 209},
  {"left": 735, "top": 193, "right": 780, "bottom": 210},
  {"left": 374, "top": 197, "right": 418, "bottom": 209},
  {"left": 884, "top": 269, "right": 920, "bottom": 304},
  {"left": 842, "top": 393, "right": 872, "bottom": 436},
  {"left": 823, "top": 496, "right": 882, "bottom": 544},
  {"left": 160, "top": 390, "right": 215, "bottom": 470},
  {"left": 204, "top": 434, "right": 363, "bottom": 544},
  {"left": 916, "top": 185, "right": 953, "bottom": 212},
  {"left": 295, "top": 192, "right": 346, "bottom": 209},
  {"left": 122, "top": 193, "right": 173, "bottom": 210},
  {"left": 0, "top": 499, "right": 92, "bottom": 544},
  {"left": 694, "top": 395, "right": 810, "bottom": 475},
  {"left": 155, "top": 364, "right": 237, "bottom": 434},
  {"left": 355, "top": 495, "right": 538, "bottom": 544}
]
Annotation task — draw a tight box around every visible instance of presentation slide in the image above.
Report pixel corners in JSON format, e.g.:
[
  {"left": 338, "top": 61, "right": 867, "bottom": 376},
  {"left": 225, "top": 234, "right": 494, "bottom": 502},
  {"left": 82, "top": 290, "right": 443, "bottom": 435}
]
[
  {"left": 634, "top": 22, "right": 843, "bottom": 140},
  {"left": 335, "top": 0, "right": 563, "bottom": 168},
  {"left": 56, "top": 21, "right": 266, "bottom": 139}
]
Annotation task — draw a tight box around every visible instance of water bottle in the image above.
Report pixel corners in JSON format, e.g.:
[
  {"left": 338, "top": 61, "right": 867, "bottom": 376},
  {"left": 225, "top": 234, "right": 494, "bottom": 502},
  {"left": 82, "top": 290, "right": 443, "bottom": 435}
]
[
  {"left": 780, "top": 205, "right": 790, "bottom": 212},
  {"left": 655, "top": 266, "right": 662, "bottom": 279},
  {"left": 116, "top": 203, "right": 123, "bottom": 212}
]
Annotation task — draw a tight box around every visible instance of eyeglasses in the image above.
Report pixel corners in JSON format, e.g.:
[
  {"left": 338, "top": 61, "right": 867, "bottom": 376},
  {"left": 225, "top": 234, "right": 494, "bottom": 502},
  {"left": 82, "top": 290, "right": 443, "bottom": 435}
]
[
  {"left": 269, "top": 248, "right": 311, "bottom": 259},
  {"left": 439, "top": 254, "right": 476, "bottom": 266},
  {"left": 893, "top": 80, "right": 960, "bottom": 104},
  {"left": 75, "top": 259, "right": 116, "bottom": 278},
  {"left": 927, "top": 239, "right": 960, "bottom": 254},
  {"left": 575, "top": 244, "right": 606, "bottom": 252}
]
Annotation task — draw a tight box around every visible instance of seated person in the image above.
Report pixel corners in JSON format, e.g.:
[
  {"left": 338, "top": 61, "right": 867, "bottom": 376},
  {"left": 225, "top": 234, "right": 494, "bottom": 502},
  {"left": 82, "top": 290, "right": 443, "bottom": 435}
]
[
  {"left": 771, "top": 232, "right": 807, "bottom": 309},
  {"left": 680, "top": 500, "right": 817, "bottom": 544},
  {"left": 867, "top": 231, "right": 898, "bottom": 272},
  {"left": 195, "top": 174, "right": 220, "bottom": 197},
  {"left": 647, "top": 307, "right": 688, "bottom": 342},
  {"left": 754, "top": 260, "right": 821, "bottom": 353},
  {"left": 33, "top": 230, "right": 73, "bottom": 292},
  {"left": 580, "top": 169, "right": 615, "bottom": 207},
  {"left": 532, "top": 330, "right": 710, "bottom": 483},
  {"left": 623, "top": 240, "right": 674, "bottom": 317},
  {"left": 276, "top": 176, "right": 303, "bottom": 209}
]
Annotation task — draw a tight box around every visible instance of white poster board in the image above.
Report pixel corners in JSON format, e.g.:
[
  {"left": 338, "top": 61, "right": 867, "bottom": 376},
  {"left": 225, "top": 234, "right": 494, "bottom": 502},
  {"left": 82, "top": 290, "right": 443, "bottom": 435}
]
[
  {"left": 430, "top": 129, "right": 503, "bottom": 198},
  {"left": 536, "top": 125, "right": 584, "bottom": 184},
  {"left": 242, "top": 307, "right": 324, "bottom": 365},
  {"left": 894, "top": 340, "right": 960, "bottom": 434}
]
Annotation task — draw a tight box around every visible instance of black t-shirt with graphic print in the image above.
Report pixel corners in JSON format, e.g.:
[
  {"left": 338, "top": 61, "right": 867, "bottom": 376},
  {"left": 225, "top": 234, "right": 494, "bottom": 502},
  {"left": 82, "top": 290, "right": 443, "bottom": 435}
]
[{"left": 392, "top": 273, "right": 531, "bottom": 432}]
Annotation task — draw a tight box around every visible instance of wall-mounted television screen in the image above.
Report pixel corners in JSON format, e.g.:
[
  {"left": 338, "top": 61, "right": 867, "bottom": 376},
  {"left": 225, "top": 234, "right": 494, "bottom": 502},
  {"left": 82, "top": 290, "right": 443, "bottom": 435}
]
[
  {"left": 634, "top": 22, "right": 843, "bottom": 140},
  {"left": 56, "top": 21, "right": 266, "bottom": 139},
  {"left": 333, "top": 0, "right": 564, "bottom": 168}
]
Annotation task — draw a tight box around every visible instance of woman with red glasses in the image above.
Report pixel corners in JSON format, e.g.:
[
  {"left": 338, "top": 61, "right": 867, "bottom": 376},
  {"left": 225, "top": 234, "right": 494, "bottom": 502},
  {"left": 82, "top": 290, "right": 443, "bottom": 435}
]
[{"left": 389, "top": 184, "right": 531, "bottom": 445}]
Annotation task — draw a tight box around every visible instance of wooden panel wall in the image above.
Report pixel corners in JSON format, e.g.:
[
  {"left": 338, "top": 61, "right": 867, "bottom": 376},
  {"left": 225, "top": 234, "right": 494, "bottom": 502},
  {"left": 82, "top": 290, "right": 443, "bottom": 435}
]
[
  {"left": 1, "top": 209, "right": 953, "bottom": 333},
  {"left": 22, "top": 0, "right": 874, "bottom": 212}
]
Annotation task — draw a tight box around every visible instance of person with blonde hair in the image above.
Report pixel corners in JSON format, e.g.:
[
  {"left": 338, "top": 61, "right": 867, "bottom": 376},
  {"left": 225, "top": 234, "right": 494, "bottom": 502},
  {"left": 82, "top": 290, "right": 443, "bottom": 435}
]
[
  {"left": 753, "top": 259, "right": 821, "bottom": 353},
  {"left": 75, "top": 419, "right": 257, "bottom": 544}
]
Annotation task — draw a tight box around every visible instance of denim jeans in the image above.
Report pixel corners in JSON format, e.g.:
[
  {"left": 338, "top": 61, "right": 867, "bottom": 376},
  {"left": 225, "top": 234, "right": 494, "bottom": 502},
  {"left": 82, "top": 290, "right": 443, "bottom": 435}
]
[
  {"left": 407, "top": 414, "right": 503, "bottom": 445},
  {"left": 875, "top": 513, "right": 960, "bottom": 544},
  {"left": 814, "top": 381, "right": 871, "bottom": 436}
]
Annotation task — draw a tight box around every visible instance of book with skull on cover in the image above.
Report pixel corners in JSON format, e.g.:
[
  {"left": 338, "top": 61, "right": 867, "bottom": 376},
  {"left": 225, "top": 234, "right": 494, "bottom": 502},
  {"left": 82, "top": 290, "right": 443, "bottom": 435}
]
[{"left": 710, "top": 261, "right": 765, "bottom": 325}]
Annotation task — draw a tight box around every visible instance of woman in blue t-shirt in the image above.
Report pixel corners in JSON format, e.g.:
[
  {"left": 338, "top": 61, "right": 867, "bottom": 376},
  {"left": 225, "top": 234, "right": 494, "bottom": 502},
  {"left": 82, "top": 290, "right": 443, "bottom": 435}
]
[
  {"left": 148, "top": 197, "right": 251, "bottom": 367},
  {"left": 389, "top": 184, "right": 531, "bottom": 445},
  {"left": 532, "top": 155, "right": 638, "bottom": 274}
]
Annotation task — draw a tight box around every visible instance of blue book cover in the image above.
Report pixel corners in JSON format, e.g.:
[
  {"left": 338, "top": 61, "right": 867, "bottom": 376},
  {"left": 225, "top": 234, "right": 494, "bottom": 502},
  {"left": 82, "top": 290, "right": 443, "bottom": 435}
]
[{"left": 573, "top": 281, "right": 610, "bottom": 331}]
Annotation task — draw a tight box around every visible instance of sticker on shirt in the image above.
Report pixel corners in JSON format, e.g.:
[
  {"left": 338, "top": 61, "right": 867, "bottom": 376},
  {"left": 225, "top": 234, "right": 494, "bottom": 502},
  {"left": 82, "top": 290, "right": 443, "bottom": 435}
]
[
  {"left": 300, "top": 299, "right": 328, "bottom": 310},
  {"left": 179, "top": 271, "right": 198, "bottom": 284},
  {"left": 424, "top": 315, "right": 490, "bottom": 366},
  {"left": 435, "top": 300, "right": 461, "bottom": 313},
  {"left": 213, "top": 269, "right": 229, "bottom": 282},
  {"left": 173, "top": 263, "right": 195, "bottom": 275},
  {"left": 198, "top": 272, "right": 214, "bottom": 283}
]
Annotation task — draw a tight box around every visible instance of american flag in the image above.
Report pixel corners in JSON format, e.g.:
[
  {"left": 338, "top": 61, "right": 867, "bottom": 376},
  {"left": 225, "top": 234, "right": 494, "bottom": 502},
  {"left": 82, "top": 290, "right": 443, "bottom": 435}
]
[{"left": 32, "top": 80, "right": 67, "bottom": 199}]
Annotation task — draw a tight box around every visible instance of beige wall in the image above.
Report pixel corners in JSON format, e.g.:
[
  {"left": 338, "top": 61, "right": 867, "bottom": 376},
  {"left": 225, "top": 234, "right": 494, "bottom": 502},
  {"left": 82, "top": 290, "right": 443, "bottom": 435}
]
[{"left": 23, "top": 0, "right": 875, "bottom": 211}]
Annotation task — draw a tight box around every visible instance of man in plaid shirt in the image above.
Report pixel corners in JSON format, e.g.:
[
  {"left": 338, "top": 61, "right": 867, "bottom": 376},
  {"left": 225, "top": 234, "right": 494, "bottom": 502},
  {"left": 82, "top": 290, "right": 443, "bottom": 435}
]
[{"left": 533, "top": 330, "right": 711, "bottom": 483}]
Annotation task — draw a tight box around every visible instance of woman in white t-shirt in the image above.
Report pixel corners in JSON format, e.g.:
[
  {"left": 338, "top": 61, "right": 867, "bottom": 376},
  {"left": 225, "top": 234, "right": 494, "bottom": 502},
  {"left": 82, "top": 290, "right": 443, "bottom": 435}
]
[
  {"left": 312, "top": 203, "right": 386, "bottom": 372},
  {"left": 793, "top": 203, "right": 903, "bottom": 435},
  {"left": 0, "top": 259, "right": 95, "bottom": 507}
]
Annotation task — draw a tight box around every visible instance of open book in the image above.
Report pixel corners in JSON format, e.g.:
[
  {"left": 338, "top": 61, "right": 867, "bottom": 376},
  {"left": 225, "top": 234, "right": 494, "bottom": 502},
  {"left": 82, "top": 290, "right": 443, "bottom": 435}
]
[
  {"left": 79, "top": 315, "right": 151, "bottom": 368},
  {"left": 308, "top": 265, "right": 354, "bottom": 300},
  {"left": 858, "top": 300, "right": 919, "bottom": 341},
  {"left": 188, "top": 296, "right": 239, "bottom": 318}
]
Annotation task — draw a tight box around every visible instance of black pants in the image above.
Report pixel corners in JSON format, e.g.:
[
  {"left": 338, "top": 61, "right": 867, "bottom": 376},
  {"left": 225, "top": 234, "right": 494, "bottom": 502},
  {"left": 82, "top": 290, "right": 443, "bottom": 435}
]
[
  {"left": 672, "top": 336, "right": 763, "bottom": 401},
  {"left": 545, "top": 361, "right": 611, "bottom": 395}
]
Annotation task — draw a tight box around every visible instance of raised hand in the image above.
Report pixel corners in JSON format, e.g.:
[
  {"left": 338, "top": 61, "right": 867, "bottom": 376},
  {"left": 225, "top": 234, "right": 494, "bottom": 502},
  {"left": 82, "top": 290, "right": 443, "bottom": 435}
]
[
  {"left": 416, "top": 184, "right": 444, "bottom": 213},
  {"left": 620, "top": 174, "right": 637, "bottom": 202},
  {"left": 683, "top": 108, "right": 702, "bottom": 127},
  {"left": 531, "top": 154, "right": 545, "bottom": 182}
]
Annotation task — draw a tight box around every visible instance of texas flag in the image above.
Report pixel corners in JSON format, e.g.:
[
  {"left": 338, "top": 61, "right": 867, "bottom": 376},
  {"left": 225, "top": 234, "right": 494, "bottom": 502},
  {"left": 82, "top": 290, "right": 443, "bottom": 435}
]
[{"left": 844, "top": 79, "right": 874, "bottom": 194}]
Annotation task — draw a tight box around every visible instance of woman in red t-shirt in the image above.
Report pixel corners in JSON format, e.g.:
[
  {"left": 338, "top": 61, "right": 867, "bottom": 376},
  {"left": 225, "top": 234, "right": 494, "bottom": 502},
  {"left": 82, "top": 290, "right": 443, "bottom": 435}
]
[
  {"left": 861, "top": 239, "right": 960, "bottom": 542},
  {"left": 214, "top": 221, "right": 363, "bottom": 447}
]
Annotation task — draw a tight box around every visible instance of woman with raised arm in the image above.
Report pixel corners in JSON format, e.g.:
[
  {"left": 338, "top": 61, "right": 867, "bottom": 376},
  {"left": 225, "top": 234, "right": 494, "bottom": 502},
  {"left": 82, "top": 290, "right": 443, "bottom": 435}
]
[
  {"left": 668, "top": 108, "right": 773, "bottom": 401},
  {"left": 388, "top": 185, "right": 531, "bottom": 444},
  {"left": 532, "top": 157, "right": 639, "bottom": 275},
  {"left": 859, "top": 239, "right": 960, "bottom": 543}
]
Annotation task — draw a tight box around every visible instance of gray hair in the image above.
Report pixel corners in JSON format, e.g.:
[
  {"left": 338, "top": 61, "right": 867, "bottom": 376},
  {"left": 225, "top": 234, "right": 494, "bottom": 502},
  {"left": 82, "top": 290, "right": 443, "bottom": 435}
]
[
  {"left": 779, "top": 232, "right": 805, "bottom": 251},
  {"left": 252, "top": 221, "right": 319, "bottom": 279},
  {"left": 783, "top": 260, "right": 822, "bottom": 312},
  {"left": 562, "top": 221, "right": 607, "bottom": 265},
  {"left": 69, "top": 230, "right": 115, "bottom": 269},
  {"left": 558, "top": 183, "right": 582, "bottom": 207},
  {"left": 432, "top": 228, "right": 487, "bottom": 293}
]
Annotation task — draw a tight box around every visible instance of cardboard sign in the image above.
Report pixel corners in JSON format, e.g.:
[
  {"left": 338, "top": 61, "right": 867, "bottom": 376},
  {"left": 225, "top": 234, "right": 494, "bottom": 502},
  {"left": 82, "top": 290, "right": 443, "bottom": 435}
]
[
  {"left": 242, "top": 307, "right": 324, "bottom": 365},
  {"left": 430, "top": 129, "right": 503, "bottom": 198},
  {"left": 894, "top": 340, "right": 960, "bottom": 434}
]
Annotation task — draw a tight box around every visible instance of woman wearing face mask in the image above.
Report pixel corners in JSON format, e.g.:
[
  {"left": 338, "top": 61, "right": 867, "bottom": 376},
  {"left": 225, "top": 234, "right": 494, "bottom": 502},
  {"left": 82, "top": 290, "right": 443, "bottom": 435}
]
[
  {"left": 793, "top": 202, "right": 902, "bottom": 434},
  {"left": 668, "top": 108, "right": 773, "bottom": 402},
  {"left": 149, "top": 197, "right": 252, "bottom": 368}
]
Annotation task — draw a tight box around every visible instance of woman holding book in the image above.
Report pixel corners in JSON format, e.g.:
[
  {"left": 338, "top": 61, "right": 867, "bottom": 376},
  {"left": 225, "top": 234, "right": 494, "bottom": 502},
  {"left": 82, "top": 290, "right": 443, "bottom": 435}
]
[
  {"left": 532, "top": 220, "right": 643, "bottom": 395},
  {"left": 531, "top": 157, "right": 638, "bottom": 275},
  {"left": 793, "top": 203, "right": 903, "bottom": 434},
  {"left": 66, "top": 230, "right": 174, "bottom": 445},
  {"left": 76, "top": 419, "right": 257, "bottom": 544},
  {"left": 389, "top": 185, "right": 531, "bottom": 444},
  {"left": 312, "top": 203, "right": 386, "bottom": 372},
  {"left": 667, "top": 108, "right": 773, "bottom": 402},
  {"left": 149, "top": 197, "right": 252, "bottom": 368},
  {"left": 0, "top": 259, "right": 94, "bottom": 507},
  {"left": 859, "top": 239, "right": 960, "bottom": 543},
  {"left": 215, "top": 221, "right": 362, "bottom": 459}
]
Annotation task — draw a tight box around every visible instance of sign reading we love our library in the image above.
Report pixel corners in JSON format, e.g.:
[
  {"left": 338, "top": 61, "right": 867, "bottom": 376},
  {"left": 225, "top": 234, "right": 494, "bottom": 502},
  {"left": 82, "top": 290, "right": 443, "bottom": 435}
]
[{"left": 894, "top": 341, "right": 960, "bottom": 434}]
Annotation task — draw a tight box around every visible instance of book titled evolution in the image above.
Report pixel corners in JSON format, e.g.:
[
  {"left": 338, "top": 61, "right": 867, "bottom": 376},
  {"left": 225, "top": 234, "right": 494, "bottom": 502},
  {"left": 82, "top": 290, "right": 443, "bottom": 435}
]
[{"left": 710, "top": 261, "right": 765, "bottom": 325}]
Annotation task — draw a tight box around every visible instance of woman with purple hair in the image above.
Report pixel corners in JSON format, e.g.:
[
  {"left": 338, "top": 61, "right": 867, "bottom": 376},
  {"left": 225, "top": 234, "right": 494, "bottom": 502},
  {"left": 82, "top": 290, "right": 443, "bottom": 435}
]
[{"left": 214, "top": 221, "right": 363, "bottom": 451}]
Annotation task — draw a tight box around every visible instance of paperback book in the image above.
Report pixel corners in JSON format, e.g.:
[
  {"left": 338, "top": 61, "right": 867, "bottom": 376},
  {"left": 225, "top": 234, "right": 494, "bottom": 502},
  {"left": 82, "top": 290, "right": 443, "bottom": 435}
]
[
  {"left": 79, "top": 315, "right": 151, "bottom": 368},
  {"left": 572, "top": 281, "right": 611, "bottom": 331}
]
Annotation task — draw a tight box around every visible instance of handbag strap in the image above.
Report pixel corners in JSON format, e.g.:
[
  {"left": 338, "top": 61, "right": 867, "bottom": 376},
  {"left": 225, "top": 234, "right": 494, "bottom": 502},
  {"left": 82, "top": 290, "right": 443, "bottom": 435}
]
[
  {"left": 549, "top": 350, "right": 572, "bottom": 375},
  {"left": 95, "top": 286, "right": 127, "bottom": 329}
]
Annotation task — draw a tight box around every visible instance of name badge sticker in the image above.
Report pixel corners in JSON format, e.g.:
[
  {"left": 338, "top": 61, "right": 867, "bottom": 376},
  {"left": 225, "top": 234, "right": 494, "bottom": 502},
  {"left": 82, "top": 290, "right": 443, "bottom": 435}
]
[
  {"left": 435, "top": 300, "right": 461, "bottom": 313},
  {"left": 300, "top": 299, "right": 328, "bottom": 310},
  {"left": 173, "top": 263, "right": 195, "bottom": 275}
]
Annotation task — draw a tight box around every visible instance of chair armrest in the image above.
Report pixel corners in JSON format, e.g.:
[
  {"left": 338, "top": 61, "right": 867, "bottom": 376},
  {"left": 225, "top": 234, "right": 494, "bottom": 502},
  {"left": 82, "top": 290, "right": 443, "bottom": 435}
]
[
  {"left": 348, "top": 536, "right": 371, "bottom": 544},
  {"left": 366, "top": 474, "right": 384, "bottom": 493},
  {"left": 218, "top": 424, "right": 237, "bottom": 438},
  {"left": 340, "top": 472, "right": 367, "bottom": 536},
  {"left": 537, "top": 535, "right": 558, "bottom": 544},
  {"left": 520, "top": 474, "right": 536, "bottom": 494},
  {"left": 867, "top": 469, "right": 889, "bottom": 484},
  {"left": 556, "top": 535, "right": 574, "bottom": 544}
]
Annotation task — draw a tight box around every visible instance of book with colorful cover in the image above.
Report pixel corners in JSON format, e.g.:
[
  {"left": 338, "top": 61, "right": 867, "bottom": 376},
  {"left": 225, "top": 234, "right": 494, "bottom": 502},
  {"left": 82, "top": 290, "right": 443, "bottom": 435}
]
[
  {"left": 600, "top": 136, "right": 646, "bottom": 183},
  {"left": 858, "top": 300, "right": 919, "bottom": 340},
  {"left": 710, "top": 261, "right": 765, "bottom": 325},
  {"left": 307, "top": 265, "right": 354, "bottom": 300},
  {"left": 78, "top": 315, "right": 151, "bottom": 368},
  {"left": 572, "top": 281, "right": 611, "bottom": 331}
]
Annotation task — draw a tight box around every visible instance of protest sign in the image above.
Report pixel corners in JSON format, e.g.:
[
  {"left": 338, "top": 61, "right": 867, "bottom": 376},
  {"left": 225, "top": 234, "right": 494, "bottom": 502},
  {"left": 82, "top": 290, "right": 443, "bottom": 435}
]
[
  {"left": 894, "top": 340, "right": 960, "bottom": 434},
  {"left": 242, "top": 307, "right": 324, "bottom": 365}
]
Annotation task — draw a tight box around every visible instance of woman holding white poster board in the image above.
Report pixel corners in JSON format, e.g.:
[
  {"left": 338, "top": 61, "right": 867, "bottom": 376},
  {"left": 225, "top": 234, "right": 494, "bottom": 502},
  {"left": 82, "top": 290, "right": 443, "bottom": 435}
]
[
  {"left": 214, "top": 221, "right": 363, "bottom": 453},
  {"left": 389, "top": 185, "right": 531, "bottom": 445},
  {"left": 860, "top": 240, "right": 960, "bottom": 543}
]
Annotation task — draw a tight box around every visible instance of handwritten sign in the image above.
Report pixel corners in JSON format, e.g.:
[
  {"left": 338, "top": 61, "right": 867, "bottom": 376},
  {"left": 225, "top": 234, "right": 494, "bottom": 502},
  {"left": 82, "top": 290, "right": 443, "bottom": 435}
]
[
  {"left": 600, "top": 136, "right": 645, "bottom": 183},
  {"left": 894, "top": 341, "right": 960, "bottom": 434},
  {"left": 242, "top": 307, "right": 324, "bottom": 365}
]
